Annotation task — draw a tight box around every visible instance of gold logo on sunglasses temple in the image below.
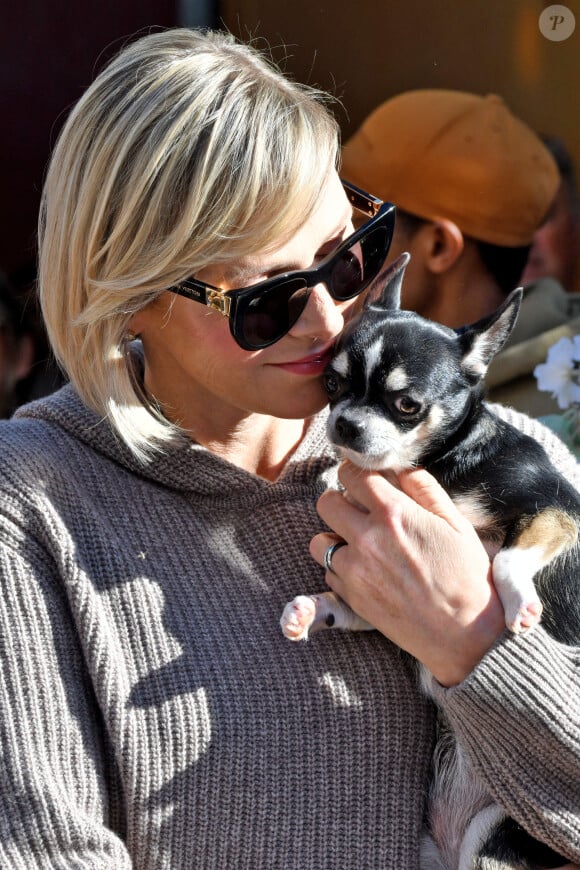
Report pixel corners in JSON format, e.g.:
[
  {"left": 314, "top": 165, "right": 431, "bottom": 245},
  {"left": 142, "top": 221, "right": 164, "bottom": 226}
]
[{"left": 206, "top": 289, "right": 232, "bottom": 317}]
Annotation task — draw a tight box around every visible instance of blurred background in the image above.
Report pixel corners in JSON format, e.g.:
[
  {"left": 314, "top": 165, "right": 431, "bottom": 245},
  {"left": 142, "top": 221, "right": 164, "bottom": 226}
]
[
  {"left": 3, "top": 0, "right": 578, "bottom": 278},
  {"left": 1, "top": 0, "right": 578, "bottom": 402}
]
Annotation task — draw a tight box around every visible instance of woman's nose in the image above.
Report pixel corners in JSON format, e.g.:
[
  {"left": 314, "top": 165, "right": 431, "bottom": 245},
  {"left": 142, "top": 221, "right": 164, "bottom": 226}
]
[{"left": 288, "top": 283, "right": 347, "bottom": 341}]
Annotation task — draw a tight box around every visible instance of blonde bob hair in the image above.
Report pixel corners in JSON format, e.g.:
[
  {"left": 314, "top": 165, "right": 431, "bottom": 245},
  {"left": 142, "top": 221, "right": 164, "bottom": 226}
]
[{"left": 38, "top": 28, "right": 340, "bottom": 460}]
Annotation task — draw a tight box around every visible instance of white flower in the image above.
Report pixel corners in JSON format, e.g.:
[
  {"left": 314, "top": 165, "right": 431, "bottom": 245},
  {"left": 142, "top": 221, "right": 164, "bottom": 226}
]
[{"left": 534, "top": 336, "right": 580, "bottom": 410}]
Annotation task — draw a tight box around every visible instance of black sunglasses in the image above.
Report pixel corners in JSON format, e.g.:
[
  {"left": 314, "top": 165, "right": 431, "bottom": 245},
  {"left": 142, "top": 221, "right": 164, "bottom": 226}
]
[{"left": 168, "top": 181, "right": 396, "bottom": 350}]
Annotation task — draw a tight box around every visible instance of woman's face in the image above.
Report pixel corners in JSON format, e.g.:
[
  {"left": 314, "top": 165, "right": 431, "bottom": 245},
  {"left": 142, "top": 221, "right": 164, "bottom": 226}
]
[{"left": 131, "top": 172, "right": 360, "bottom": 429}]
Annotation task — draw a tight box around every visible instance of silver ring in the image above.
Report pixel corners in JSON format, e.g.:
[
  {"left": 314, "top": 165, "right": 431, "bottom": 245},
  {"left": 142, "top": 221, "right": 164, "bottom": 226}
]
[{"left": 323, "top": 541, "right": 346, "bottom": 574}]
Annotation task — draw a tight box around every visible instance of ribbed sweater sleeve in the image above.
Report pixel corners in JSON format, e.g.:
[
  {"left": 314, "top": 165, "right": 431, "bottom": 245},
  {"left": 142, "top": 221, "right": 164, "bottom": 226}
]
[
  {"left": 430, "top": 404, "right": 580, "bottom": 861},
  {"left": 0, "top": 538, "right": 132, "bottom": 867},
  {"left": 433, "top": 628, "right": 580, "bottom": 861}
]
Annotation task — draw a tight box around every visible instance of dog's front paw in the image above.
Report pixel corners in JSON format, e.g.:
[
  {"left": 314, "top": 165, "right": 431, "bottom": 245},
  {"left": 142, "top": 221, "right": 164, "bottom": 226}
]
[
  {"left": 280, "top": 595, "right": 318, "bottom": 641},
  {"left": 492, "top": 551, "right": 543, "bottom": 634},
  {"left": 504, "top": 598, "right": 543, "bottom": 634}
]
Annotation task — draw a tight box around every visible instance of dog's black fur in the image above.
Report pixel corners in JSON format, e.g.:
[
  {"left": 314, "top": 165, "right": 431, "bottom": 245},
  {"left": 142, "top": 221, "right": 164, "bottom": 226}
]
[{"left": 281, "top": 253, "right": 580, "bottom": 869}]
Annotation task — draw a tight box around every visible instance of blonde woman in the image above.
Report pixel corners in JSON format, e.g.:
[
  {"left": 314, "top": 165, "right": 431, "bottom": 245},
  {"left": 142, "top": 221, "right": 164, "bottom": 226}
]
[{"left": 0, "top": 28, "right": 578, "bottom": 868}]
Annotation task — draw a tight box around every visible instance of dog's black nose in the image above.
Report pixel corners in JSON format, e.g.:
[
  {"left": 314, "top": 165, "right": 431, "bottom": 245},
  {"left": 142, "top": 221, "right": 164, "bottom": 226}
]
[{"left": 335, "top": 415, "right": 364, "bottom": 444}]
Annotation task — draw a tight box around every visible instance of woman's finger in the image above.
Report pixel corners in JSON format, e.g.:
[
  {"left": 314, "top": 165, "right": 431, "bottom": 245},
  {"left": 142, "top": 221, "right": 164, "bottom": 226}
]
[
  {"left": 396, "top": 467, "right": 472, "bottom": 532},
  {"left": 315, "top": 486, "right": 372, "bottom": 545},
  {"left": 336, "top": 462, "right": 406, "bottom": 514},
  {"left": 309, "top": 532, "right": 347, "bottom": 574}
]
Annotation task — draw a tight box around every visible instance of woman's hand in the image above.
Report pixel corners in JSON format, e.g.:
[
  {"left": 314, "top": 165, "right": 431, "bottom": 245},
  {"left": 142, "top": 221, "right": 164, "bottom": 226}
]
[{"left": 310, "top": 462, "right": 506, "bottom": 686}]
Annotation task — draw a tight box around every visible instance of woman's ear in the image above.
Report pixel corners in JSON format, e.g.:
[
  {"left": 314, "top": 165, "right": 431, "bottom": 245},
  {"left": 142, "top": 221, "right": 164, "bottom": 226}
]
[
  {"left": 126, "top": 310, "right": 146, "bottom": 339},
  {"left": 425, "top": 218, "right": 465, "bottom": 274}
]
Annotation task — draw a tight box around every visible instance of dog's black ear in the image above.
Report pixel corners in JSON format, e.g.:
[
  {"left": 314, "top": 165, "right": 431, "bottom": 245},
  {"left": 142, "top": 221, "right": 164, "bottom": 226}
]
[
  {"left": 459, "top": 288, "right": 523, "bottom": 380},
  {"left": 363, "top": 252, "right": 411, "bottom": 312}
]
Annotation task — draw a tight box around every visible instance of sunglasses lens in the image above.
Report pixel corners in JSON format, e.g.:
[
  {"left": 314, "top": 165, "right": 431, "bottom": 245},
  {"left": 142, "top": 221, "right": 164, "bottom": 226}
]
[
  {"left": 330, "top": 225, "right": 390, "bottom": 300},
  {"left": 239, "top": 278, "right": 310, "bottom": 348},
  {"left": 234, "top": 212, "right": 393, "bottom": 349}
]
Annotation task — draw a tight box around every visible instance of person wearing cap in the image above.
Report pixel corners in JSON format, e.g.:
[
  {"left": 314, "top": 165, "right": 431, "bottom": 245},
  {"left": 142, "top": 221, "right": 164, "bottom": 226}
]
[{"left": 342, "top": 89, "right": 580, "bottom": 416}]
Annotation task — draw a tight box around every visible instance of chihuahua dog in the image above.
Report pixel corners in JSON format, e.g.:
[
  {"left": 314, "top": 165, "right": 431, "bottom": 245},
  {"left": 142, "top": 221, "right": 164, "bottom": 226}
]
[{"left": 280, "top": 253, "right": 580, "bottom": 869}]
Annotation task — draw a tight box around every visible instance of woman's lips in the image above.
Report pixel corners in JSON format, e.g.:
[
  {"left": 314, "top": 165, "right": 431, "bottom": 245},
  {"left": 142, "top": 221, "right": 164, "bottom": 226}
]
[{"left": 273, "top": 344, "right": 335, "bottom": 376}]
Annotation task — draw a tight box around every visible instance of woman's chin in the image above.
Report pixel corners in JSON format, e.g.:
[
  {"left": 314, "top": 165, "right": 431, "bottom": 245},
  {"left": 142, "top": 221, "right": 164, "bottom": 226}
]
[{"left": 270, "top": 388, "right": 328, "bottom": 421}]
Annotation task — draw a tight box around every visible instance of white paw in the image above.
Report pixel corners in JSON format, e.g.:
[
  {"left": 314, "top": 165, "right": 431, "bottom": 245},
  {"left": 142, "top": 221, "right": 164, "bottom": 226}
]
[
  {"left": 280, "top": 595, "right": 317, "bottom": 641},
  {"left": 504, "top": 597, "right": 543, "bottom": 634},
  {"left": 492, "top": 548, "right": 543, "bottom": 634}
]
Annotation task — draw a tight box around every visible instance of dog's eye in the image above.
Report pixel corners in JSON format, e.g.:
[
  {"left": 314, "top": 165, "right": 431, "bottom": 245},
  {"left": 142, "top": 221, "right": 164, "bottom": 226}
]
[
  {"left": 323, "top": 372, "right": 341, "bottom": 396},
  {"left": 395, "top": 396, "right": 421, "bottom": 415}
]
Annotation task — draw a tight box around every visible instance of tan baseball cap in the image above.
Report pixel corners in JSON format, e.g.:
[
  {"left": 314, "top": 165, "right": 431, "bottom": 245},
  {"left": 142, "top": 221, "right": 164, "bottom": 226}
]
[{"left": 341, "top": 90, "right": 560, "bottom": 247}]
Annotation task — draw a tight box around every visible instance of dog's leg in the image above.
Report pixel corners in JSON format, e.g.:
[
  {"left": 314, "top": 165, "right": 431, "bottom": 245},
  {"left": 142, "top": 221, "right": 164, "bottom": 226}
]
[
  {"left": 458, "top": 804, "right": 505, "bottom": 870},
  {"left": 492, "top": 548, "right": 544, "bottom": 634},
  {"left": 492, "top": 508, "right": 577, "bottom": 633},
  {"left": 280, "top": 591, "right": 373, "bottom": 641}
]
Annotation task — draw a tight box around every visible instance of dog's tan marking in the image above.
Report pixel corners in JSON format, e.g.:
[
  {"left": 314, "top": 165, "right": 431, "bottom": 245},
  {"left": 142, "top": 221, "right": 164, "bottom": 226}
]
[
  {"left": 423, "top": 405, "right": 445, "bottom": 435},
  {"left": 493, "top": 508, "right": 577, "bottom": 633},
  {"left": 515, "top": 508, "right": 577, "bottom": 562}
]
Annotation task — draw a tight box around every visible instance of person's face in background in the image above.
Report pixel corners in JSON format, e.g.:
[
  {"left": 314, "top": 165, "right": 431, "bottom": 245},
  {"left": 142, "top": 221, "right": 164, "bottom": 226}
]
[{"left": 520, "top": 181, "right": 580, "bottom": 291}]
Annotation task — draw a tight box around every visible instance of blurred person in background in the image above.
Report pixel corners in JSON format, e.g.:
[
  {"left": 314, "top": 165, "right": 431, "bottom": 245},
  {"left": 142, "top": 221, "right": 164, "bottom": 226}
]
[
  {"left": 520, "top": 134, "right": 580, "bottom": 294},
  {"left": 342, "top": 90, "right": 580, "bottom": 416}
]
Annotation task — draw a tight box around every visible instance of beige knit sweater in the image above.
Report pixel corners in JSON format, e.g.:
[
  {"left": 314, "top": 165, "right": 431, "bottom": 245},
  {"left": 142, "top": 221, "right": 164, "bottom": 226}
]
[{"left": 0, "top": 385, "right": 578, "bottom": 868}]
